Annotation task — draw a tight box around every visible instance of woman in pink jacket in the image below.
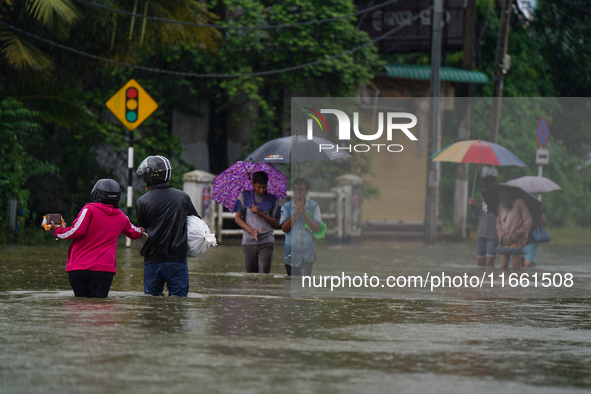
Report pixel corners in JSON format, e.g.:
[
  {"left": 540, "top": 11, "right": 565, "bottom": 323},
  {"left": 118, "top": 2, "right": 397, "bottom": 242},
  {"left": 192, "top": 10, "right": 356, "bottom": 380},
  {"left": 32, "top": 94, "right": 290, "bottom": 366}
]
[{"left": 49, "top": 179, "right": 144, "bottom": 298}]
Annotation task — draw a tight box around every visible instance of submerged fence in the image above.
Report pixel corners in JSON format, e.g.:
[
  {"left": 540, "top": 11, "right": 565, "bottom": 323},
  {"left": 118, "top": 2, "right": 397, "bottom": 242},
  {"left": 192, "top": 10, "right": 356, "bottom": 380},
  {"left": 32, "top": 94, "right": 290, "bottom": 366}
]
[
  {"left": 183, "top": 170, "right": 363, "bottom": 244},
  {"left": 212, "top": 190, "right": 344, "bottom": 242}
]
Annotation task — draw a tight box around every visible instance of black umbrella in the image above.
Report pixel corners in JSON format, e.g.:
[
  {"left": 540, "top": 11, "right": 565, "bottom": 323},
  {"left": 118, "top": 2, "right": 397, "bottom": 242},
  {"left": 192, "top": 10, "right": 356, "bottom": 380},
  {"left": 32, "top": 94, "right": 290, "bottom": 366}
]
[
  {"left": 481, "top": 183, "right": 542, "bottom": 224},
  {"left": 244, "top": 135, "right": 351, "bottom": 164}
]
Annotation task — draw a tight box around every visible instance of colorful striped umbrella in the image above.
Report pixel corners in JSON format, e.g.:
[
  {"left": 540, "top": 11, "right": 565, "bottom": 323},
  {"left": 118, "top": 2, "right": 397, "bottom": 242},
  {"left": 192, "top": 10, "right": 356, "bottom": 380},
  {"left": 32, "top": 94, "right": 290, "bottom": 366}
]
[
  {"left": 430, "top": 139, "right": 526, "bottom": 196},
  {"left": 430, "top": 139, "right": 526, "bottom": 167}
]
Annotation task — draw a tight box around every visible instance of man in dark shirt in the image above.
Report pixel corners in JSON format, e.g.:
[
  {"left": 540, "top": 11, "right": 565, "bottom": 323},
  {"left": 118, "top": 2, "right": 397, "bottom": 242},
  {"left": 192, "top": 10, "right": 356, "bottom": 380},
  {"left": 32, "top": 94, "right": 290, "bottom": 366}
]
[
  {"left": 468, "top": 166, "right": 498, "bottom": 267},
  {"left": 136, "top": 155, "right": 199, "bottom": 296}
]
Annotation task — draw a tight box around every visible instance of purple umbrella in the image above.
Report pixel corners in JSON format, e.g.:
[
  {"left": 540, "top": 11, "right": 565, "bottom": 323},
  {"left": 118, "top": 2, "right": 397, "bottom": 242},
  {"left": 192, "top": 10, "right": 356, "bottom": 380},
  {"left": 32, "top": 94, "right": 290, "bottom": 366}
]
[{"left": 212, "top": 162, "right": 287, "bottom": 211}]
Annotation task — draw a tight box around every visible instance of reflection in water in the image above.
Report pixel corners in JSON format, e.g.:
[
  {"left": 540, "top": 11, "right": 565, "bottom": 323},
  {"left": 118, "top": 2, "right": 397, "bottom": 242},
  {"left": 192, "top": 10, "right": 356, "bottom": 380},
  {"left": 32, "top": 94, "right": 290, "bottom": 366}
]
[
  {"left": 0, "top": 244, "right": 591, "bottom": 393},
  {"left": 64, "top": 299, "right": 121, "bottom": 340},
  {"left": 62, "top": 298, "right": 132, "bottom": 382},
  {"left": 209, "top": 297, "right": 287, "bottom": 337}
]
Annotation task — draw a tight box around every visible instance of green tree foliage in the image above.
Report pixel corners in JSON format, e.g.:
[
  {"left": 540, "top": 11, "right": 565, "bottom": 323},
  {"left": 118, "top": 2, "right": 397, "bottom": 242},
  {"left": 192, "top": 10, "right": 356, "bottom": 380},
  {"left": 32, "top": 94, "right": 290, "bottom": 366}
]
[
  {"left": 152, "top": 0, "right": 382, "bottom": 173},
  {"left": 23, "top": 70, "right": 190, "bottom": 224},
  {"left": 0, "top": 0, "right": 87, "bottom": 125},
  {"left": 530, "top": 0, "right": 591, "bottom": 155},
  {"left": 0, "top": 97, "right": 56, "bottom": 224},
  {"left": 532, "top": 0, "right": 591, "bottom": 97},
  {"left": 437, "top": 0, "right": 591, "bottom": 229},
  {"left": 0, "top": 0, "right": 221, "bottom": 125},
  {"left": 473, "top": 0, "right": 554, "bottom": 98},
  {"left": 440, "top": 96, "right": 591, "bottom": 228},
  {"left": 0, "top": 1, "right": 221, "bottom": 229}
]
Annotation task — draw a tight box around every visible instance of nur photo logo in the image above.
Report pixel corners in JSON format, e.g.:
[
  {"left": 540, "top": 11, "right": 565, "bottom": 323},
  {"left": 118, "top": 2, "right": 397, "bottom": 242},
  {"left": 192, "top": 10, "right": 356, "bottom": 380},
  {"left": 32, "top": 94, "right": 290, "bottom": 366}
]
[{"left": 302, "top": 107, "right": 419, "bottom": 153}]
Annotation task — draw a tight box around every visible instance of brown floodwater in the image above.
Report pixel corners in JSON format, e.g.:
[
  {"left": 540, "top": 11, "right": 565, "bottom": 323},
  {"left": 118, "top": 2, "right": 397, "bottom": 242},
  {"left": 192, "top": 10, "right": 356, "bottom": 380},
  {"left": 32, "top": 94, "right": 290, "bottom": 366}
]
[{"left": 1, "top": 240, "right": 591, "bottom": 393}]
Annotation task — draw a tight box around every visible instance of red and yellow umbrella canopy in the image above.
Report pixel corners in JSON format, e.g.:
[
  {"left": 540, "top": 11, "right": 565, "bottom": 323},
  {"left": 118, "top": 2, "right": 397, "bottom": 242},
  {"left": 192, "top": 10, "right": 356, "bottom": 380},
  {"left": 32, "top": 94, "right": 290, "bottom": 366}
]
[{"left": 431, "top": 139, "right": 526, "bottom": 167}]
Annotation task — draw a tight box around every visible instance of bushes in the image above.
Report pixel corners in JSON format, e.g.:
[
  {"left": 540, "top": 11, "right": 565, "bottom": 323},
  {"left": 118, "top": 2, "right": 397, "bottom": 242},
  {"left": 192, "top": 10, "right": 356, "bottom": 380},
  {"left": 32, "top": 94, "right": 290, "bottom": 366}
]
[{"left": 0, "top": 97, "right": 57, "bottom": 228}]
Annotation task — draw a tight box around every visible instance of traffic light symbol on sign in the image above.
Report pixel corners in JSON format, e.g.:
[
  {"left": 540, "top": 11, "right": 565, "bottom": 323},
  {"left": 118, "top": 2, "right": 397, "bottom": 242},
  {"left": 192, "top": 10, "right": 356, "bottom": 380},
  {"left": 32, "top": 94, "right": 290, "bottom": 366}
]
[
  {"left": 106, "top": 79, "right": 158, "bottom": 131},
  {"left": 126, "top": 88, "right": 139, "bottom": 123}
]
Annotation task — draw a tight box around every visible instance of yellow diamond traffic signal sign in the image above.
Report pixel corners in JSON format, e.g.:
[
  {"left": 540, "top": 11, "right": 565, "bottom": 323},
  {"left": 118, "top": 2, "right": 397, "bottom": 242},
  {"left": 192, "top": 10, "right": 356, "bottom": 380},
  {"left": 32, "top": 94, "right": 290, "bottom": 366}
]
[{"left": 106, "top": 79, "right": 158, "bottom": 131}]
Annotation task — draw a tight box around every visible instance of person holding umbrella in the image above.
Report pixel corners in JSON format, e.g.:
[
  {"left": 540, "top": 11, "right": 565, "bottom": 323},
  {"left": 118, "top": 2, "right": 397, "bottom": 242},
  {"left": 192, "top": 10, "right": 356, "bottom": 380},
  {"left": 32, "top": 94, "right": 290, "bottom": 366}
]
[
  {"left": 505, "top": 176, "right": 559, "bottom": 267},
  {"left": 234, "top": 171, "right": 282, "bottom": 274},
  {"left": 495, "top": 188, "right": 533, "bottom": 271},
  {"left": 468, "top": 166, "right": 498, "bottom": 267}
]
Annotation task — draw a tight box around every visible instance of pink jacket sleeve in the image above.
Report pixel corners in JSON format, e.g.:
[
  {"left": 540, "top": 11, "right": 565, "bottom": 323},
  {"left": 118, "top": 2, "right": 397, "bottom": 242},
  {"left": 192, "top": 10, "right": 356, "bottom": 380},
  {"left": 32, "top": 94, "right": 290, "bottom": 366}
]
[
  {"left": 122, "top": 216, "right": 142, "bottom": 239},
  {"left": 54, "top": 207, "right": 92, "bottom": 240}
]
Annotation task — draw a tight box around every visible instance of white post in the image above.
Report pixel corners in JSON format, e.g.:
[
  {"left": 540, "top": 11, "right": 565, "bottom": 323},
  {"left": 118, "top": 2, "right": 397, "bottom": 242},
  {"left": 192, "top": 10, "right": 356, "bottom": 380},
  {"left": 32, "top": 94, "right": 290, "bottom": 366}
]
[
  {"left": 336, "top": 188, "right": 344, "bottom": 239},
  {"left": 535, "top": 146, "right": 549, "bottom": 202},
  {"left": 537, "top": 164, "right": 543, "bottom": 201},
  {"left": 217, "top": 202, "right": 223, "bottom": 243},
  {"left": 126, "top": 146, "right": 134, "bottom": 247}
]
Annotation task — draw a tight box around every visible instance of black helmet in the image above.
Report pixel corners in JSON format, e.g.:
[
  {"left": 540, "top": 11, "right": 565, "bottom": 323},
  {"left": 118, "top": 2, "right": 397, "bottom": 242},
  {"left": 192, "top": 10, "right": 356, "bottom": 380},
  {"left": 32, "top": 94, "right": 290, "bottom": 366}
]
[
  {"left": 136, "top": 155, "right": 172, "bottom": 186},
  {"left": 91, "top": 179, "right": 121, "bottom": 207}
]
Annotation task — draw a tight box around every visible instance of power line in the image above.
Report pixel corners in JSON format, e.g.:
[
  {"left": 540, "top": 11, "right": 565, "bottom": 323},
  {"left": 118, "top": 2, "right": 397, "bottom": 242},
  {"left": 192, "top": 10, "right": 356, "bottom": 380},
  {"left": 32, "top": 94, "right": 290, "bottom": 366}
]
[
  {"left": 0, "top": 9, "right": 429, "bottom": 78},
  {"left": 73, "top": 0, "right": 400, "bottom": 30},
  {"left": 555, "top": 0, "right": 591, "bottom": 16},
  {"left": 551, "top": 4, "right": 591, "bottom": 29}
]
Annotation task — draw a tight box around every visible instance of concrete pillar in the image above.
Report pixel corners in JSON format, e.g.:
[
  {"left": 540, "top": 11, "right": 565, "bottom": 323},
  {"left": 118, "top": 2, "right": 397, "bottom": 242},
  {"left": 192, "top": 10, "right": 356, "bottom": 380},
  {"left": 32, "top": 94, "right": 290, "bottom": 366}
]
[
  {"left": 9, "top": 199, "right": 17, "bottom": 230},
  {"left": 336, "top": 174, "right": 364, "bottom": 243},
  {"left": 182, "top": 170, "right": 215, "bottom": 230}
]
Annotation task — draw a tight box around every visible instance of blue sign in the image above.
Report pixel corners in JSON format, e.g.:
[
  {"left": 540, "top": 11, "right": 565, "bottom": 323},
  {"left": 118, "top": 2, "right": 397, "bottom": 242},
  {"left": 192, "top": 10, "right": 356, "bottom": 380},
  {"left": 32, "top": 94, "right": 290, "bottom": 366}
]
[{"left": 537, "top": 118, "right": 550, "bottom": 147}]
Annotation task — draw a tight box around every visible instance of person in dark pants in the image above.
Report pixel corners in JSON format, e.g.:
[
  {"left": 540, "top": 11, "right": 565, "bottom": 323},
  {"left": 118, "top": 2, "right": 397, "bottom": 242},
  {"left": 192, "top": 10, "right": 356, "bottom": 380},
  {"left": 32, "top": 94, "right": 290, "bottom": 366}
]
[
  {"left": 136, "top": 155, "right": 200, "bottom": 296},
  {"left": 234, "top": 171, "right": 281, "bottom": 273},
  {"left": 468, "top": 166, "right": 498, "bottom": 267},
  {"left": 50, "top": 179, "right": 144, "bottom": 298}
]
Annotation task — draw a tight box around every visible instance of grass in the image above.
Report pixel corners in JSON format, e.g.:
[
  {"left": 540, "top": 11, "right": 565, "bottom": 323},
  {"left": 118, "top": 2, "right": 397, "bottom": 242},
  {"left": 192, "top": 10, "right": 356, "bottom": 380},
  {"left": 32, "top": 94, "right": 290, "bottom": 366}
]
[{"left": 544, "top": 225, "right": 591, "bottom": 245}]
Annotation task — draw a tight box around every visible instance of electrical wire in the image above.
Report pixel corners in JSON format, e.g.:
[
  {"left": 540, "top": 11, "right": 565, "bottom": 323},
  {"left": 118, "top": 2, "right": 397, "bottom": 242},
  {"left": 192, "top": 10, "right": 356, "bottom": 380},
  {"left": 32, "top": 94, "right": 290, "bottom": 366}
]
[
  {"left": 72, "top": 0, "right": 400, "bottom": 30},
  {"left": 0, "top": 9, "right": 429, "bottom": 78},
  {"left": 554, "top": 0, "right": 591, "bottom": 16},
  {"left": 551, "top": 3, "right": 591, "bottom": 29}
]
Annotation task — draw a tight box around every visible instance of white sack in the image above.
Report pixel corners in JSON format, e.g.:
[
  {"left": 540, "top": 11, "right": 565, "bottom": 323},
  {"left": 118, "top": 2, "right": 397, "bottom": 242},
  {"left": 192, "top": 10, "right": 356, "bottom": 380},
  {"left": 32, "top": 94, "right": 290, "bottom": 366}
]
[{"left": 187, "top": 215, "right": 217, "bottom": 257}]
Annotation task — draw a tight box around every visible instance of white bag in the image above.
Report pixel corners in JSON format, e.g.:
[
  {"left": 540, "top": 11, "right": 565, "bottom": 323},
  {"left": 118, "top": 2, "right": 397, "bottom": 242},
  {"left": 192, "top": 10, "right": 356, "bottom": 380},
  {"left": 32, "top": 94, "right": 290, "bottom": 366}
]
[{"left": 186, "top": 216, "right": 217, "bottom": 257}]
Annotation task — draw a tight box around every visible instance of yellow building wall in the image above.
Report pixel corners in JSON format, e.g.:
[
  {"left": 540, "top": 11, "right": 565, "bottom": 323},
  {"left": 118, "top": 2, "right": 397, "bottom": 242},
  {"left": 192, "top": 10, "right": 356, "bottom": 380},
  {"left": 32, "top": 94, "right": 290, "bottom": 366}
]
[
  {"left": 360, "top": 111, "right": 430, "bottom": 223},
  {"left": 353, "top": 77, "right": 452, "bottom": 223}
]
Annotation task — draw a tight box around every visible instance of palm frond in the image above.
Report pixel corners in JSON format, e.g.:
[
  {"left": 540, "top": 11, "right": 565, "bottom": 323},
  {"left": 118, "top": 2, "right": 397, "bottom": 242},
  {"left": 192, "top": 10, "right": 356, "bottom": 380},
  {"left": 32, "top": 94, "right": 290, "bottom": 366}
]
[
  {"left": 10, "top": 79, "right": 93, "bottom": 126},
  {"left": 27, "top": 0, "right": 79, "bottom": 27},
  {"left": 132, "top": 0, "right": 221, "bottom": 51},
  {"left": 0, "top": 31, "right": 53, "bottom": 71}
]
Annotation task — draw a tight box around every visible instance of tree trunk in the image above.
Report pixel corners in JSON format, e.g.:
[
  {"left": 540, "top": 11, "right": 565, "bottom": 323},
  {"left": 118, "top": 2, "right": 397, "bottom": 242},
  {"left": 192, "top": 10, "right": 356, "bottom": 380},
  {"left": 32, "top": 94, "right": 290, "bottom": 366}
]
[
  {"left": 452, "top": 0, "right": 476, "bottom": 241},
  {"left": 208, "top": 92, "right": 228, "bottom": 175}
]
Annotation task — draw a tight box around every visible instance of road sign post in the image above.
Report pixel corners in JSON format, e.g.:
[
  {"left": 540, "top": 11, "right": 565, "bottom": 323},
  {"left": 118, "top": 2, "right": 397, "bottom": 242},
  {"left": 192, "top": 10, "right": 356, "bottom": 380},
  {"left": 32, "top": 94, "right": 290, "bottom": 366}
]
[
  {"left": 535, "top": 118, "right": 550, "bottom": 201},
  {"left": 106, "top": 79, "right": 158, "bottom": 246}
]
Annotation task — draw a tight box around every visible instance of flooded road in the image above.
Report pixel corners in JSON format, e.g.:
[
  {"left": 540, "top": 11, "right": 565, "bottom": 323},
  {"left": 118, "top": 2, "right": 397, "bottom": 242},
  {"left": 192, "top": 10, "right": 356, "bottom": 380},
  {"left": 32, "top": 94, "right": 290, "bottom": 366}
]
[{"left": 1, "top": 241, "right": 591, "bottom": 393}]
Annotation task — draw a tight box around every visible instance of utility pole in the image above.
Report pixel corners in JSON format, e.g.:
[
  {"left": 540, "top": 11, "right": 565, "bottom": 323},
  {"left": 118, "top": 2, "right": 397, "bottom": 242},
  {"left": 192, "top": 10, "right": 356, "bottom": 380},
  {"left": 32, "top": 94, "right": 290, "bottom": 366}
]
[
  {"left": 489, "top": 0, "right": 513, "bottom": 144},
  {"left": 424, "top": 0, "right": 444, "bottom": 244},
  {"left": 452, "top": 0, "right": 476, "bottom": 241}
]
